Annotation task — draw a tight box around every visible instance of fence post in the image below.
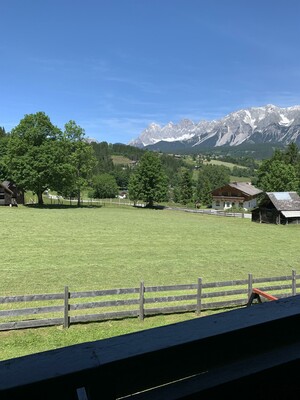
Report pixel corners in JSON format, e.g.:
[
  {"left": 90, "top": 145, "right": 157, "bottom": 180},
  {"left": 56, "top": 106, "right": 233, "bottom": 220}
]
[
  {"left": 139, "top": 281, "right": 145, "bottom": 321},
  {"left": 292, "top": 269, "right": 297, "bottom": 296},
  {"left": 248, "top": 274, "right": 253, "bottom": 300},
  {"left": 64, "top": 286, "right": 70, "bottom": 328},
  {"left": 196, "top": 278, "right": 202, "bottom": 316}
]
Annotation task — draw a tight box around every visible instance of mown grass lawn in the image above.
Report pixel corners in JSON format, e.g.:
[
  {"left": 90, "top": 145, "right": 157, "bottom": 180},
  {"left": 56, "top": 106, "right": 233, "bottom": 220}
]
[{"left": 1, "top": 204, "right": 300, "bottom": 360}]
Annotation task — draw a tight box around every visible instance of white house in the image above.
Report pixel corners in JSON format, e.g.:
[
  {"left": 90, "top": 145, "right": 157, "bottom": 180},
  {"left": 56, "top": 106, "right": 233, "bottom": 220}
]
[{"left": 211, "top": 182, "right": 263, "bottom": 210}]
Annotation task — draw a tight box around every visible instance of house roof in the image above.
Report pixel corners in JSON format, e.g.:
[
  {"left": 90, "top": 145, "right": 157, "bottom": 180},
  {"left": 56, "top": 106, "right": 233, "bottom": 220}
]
[
  {"left": 266, "top": 192, "right": 300, "bottom": 211},
  {"left": 228, "top": 182, "right": 263, "bottom": 197},
  {"left": 0, "top": 182, "right": 13, "bottom": 195}
]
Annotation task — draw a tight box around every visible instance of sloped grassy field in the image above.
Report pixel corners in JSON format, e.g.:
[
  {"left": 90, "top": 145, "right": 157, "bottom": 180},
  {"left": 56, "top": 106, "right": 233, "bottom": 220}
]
[{"left": 1, "top": 204, "right": 300, "bottom": 360}]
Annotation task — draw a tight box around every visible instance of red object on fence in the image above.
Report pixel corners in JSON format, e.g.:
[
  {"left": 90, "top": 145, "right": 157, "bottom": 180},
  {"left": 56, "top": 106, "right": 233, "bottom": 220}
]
[{"left": 247, "top": 288, "right": 278, "bottom": 306}]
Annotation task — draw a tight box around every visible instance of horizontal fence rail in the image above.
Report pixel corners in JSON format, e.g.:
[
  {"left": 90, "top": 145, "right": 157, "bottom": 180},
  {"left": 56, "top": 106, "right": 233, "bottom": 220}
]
[{"left": 0, "top": 270, "right": 298, "bottom": 331}]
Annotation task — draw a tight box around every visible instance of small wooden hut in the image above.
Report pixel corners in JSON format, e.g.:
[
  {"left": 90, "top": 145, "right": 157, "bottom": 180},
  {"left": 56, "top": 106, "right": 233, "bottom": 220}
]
[
  {"left": 0, "top": 181, "right": 24, "bottom": 206},
  {"left": 0, "top": 182, "right": 14, "bottom": 206},
  {"left": 252, "top": 192, "right": 300, "bottom": 224}
]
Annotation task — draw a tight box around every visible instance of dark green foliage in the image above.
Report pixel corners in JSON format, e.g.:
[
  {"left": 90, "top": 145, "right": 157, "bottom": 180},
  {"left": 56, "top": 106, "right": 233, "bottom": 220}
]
[
  {"left": 62, "top": 121, "right": 97, "bottom": 206},
  {"left": 196, "top": 164, "right": 230, "bottom": 206},
  {"left": 7, "top": 112, "right": 65, "bottom": 205},
  {"left": 128, "top": 152, "right": 168, "bottom": 207},
  {"left": 91, "top": 141, "right": 114, "bottom": 174},
  {"left": 0, "top": 126, "right": 6, "bottom": 137},
  {"left": 256, "top": 142, "right": 300, "bottom": 193},
  {"left": 176, "top": 167, "right": 194, "bottom": 205},
  {"left": 89, "top": 174, "right": 119, "bottom": 199},
  {"left": 113, "top": 165, "right": 131, "bottom": 189},
  {"left": 109, "top": 143, "right": 145, "bottom": 161},
  {"left": 231, "top": 166, "right": 254, "bottom": 178},
  {"left": 160, "top": 153, "right": 190, "bottom": 186}
]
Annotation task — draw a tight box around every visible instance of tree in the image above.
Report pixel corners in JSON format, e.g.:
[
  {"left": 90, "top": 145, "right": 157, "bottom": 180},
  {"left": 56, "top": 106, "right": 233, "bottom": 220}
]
[
  {"left": 89, "top": 174, "right": 119, "bottom": 199},
  {"left": 128, "top": 152, "right": 168, "bottom": 207},
  {"left": 0, "top": 133, "right": 9, "bottom": 182},
  {"left": 177, "top": 167, "right": 194, "bottom": 205},
  {"left": 257, "top": 160, "right": 298, "bottom": 192},
  {"left": 196, "top": 164, "right": 230, "bottom": 206},
  {"left": 63, "top": 121, "right": 97, "bottom": 206},
  {"left": 6, "top": 112, "right": 64, "bottom": 205}
]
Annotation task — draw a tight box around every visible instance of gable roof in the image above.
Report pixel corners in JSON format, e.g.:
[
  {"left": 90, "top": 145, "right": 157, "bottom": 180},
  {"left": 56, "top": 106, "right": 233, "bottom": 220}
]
[
  {"left": 212, "top": 182, "right": 262, "bottom": 197},
  {"left": 266, "top": 192, "right": 300, "bottom": 211},
  {"left": 228, "top": 182, "right": 263, "bottom": 197},
  {"left": 0, "top": 182, "right": 13, "bottom": 195}
]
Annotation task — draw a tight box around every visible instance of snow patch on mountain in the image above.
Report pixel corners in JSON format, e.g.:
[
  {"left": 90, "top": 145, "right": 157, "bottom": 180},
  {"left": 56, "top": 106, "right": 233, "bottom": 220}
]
[{"left": 129, "top": 104, "right": 300, "bottom": 149}]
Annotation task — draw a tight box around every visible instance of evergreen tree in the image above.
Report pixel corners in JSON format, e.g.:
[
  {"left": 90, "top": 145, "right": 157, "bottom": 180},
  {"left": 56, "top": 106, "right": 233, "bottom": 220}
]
[{"left": 177, "top": 168, "right": 193, "bottom": 205}]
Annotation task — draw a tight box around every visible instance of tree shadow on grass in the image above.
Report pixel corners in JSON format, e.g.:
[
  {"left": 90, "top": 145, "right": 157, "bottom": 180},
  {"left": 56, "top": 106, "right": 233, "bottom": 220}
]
[{"left": 24, "top": 204, "right": 103, "bottom": 210}]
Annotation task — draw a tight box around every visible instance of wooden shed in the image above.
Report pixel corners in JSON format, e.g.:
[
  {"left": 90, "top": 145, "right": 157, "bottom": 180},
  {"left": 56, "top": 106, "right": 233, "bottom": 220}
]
[
  {"left": 252, "top": 192, "right": 300, "bottom": 224},
  {"left": 0, "top": 182, "right": 14, "bottom": 206},
  {"left": 2, "top": 181, "right": 24, "bottom": 205}
]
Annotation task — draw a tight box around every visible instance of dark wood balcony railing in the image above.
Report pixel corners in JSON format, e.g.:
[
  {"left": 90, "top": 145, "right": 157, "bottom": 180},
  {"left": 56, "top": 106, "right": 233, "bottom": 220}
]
[{"left": 1, "top": 295, "right": 300, "bottom": 399}]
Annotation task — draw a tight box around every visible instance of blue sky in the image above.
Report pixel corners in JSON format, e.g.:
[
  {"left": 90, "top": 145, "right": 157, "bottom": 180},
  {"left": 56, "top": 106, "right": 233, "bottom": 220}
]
[{"left": 2, "top": 0, "right": 300, "bottom": 144}]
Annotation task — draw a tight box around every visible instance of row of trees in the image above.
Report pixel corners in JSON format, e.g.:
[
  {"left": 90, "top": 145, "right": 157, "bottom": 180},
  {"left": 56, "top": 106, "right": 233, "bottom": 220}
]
[
  {"left": 0, "top": 113, "right": 96, "bottom": 206},
  {"left": 3, "top": 111, "right": 299, "bottom": 208},
  {"left": 128, "top": 153, "right": 231, "bottom": 207},
  {"left": 0, "top": 111, "right": 244, "bottom": 208}
]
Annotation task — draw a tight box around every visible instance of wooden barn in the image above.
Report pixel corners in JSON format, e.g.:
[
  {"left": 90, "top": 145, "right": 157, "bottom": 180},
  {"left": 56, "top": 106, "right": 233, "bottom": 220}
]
[
  {"left": 0, "top": 182, "right": 14, "bottom": 206},
  {"left": 211, "top": 182, "right": 263, "bottom": 210},
  {"left": 0, "top": 181, "right": 24, "bottom": 206},
  {"left": 252, "top": 191, "right": 300, "bottom": 224}
]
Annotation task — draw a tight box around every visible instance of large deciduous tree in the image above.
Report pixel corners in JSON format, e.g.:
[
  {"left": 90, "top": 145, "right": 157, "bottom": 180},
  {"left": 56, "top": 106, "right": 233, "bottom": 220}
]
[
  {"left": 7, "top": 112, "right": 64, "bottom": 205},
  {"left": 89, "top": 173, "right": 119, "bottom": 199},
  {"left": 257, "top": 160, "right": 298, "bottom": 192},
  {"left": 128, "top": 152, "right": 168, "bottom": 207},
  {"left": 63, "top": 120, "right": 97, "bottom": 206}
]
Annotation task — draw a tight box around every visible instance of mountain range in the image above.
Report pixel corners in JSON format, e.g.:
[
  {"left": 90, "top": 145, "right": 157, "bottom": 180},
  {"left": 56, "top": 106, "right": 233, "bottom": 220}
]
[{"left": 129, "top": 105, "right": 300, "bottom": 152}]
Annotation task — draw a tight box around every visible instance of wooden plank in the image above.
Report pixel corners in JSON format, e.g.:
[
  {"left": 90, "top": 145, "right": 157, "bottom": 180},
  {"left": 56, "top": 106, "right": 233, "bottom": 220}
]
[
  {"left": 64, "top": 286, "right": 69, "bottom": 329},
  {"left": 144, "top": 294, "right": 196, "bottom": 304},
  {"left": 70, "top": 309, "right": 139, "bottom": 323},
  {"left": 253, "top": 275, "right": 292, "bottom": 283},
  {"left": 0, "top": 305, "right": 63, "bottom": 317},
  {"left": 252, "top": 288, "right": 278, "bottom": 301},
  {"left": 139, "top": 281, "right": 144, "bottom": 321},
  {"left": 0, "top": 318, "right": 63, "bottom": 331},
  {"left": 292, "top": 269, "right": 297, "bottom": 296},
  {"left": 202, "top": 279, "right": 248, "bottom": 289},
  {"left": 145, "top": 304, "right": 196, "bottom": 315},
  {"left": 1, "top": 295, "right": 300, "bottom": 398},
  {"left": 196, "top": 278, "right": 202, "bottom": 316},
  {"left": 0, "top": 293, "right": 64, "bottom": 304},
  {"left": 201, "top": 299, "right": 246, "bottom": 309},
  {"left": 70, "top": 288, "right": 139, "bottom": 298},
  {"left": 252, "top": 284, "right": 292, "bottom": 292},
  {"left": 201, "top": 288, "right": 248, "bottom": 298},
  {"left": 145, "top": 284, "right": 196, "bottom": 292},
  {"left": 69, "top": 299, "right": 139, "bottom": 311}
]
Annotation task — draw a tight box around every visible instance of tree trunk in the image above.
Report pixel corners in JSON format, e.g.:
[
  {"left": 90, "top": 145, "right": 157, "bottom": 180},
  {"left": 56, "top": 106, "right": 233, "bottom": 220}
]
[
  {"left": 37, "top": 191, "right": 44, "bottom": 206},
  {"left": 77, "top": 191, "right": 81, "bottom": 207}
]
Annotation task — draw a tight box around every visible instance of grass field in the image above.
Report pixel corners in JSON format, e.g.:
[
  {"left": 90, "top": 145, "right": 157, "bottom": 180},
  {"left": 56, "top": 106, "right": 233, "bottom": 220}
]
[{"left": 1, "top": 204, "right": 300, "bottom": 360}]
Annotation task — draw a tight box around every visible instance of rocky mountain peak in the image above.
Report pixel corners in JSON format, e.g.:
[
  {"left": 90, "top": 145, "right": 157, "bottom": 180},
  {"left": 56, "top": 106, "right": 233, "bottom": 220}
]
[{"left": 129, "top": 104, "right": 300, "bottom": 149}]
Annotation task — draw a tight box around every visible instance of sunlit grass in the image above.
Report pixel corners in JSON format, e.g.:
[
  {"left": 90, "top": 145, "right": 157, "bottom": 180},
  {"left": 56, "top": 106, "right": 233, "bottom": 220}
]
[{"left": 1, "top": 204, "right": 300, "bottom": 360}]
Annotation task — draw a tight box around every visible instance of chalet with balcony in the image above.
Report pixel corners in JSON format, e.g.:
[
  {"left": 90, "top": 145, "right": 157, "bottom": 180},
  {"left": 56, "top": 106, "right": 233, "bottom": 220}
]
[
  {"left": 211, "top": 182, "right": 263, "bottom": 211},
  {"left": 252, "top": 191, "right": 300, "bottom": 224}
]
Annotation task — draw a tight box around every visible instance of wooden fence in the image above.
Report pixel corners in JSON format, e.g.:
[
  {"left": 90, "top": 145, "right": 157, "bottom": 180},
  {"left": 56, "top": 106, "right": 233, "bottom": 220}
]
[{"left": 0, "top": 270, "right": 298, "bottom": 331}]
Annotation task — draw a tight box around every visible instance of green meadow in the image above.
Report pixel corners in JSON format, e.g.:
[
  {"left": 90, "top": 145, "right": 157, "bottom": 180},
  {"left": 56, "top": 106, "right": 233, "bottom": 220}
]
[{"left": 1, "top": 205, "right": 300, "bottom": 360}]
